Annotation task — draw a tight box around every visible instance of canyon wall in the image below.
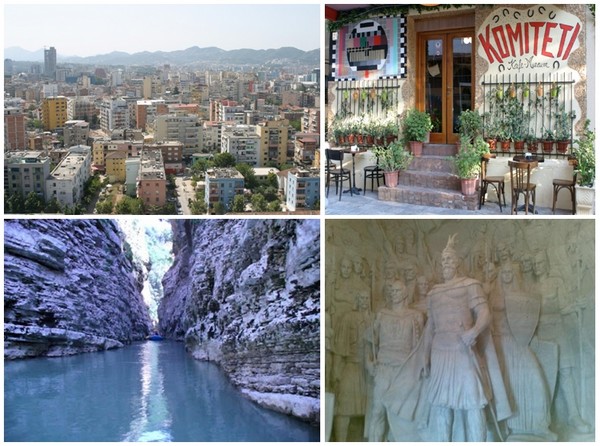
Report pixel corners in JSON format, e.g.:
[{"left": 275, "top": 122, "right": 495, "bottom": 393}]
[
  {"left": 158, "top": 219, "right": 320, "bottom": 423},
  {"left": 4, "top": 219, "right": 152, "bottom": 359}
]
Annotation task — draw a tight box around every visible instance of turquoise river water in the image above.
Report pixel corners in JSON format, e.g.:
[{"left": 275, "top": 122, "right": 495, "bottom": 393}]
[{"left": 5, "top": 341, "right": 319, "bottom": 442}]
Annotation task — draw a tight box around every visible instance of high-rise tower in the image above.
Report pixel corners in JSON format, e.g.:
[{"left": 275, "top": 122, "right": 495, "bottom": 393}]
[{"left": 44, "top": 46, "right": 57, "bottom": 78}]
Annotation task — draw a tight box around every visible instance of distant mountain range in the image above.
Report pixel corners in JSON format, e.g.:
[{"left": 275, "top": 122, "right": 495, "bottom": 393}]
[{"left": 4, "top": 46, "right": 319, "bottom": 67}]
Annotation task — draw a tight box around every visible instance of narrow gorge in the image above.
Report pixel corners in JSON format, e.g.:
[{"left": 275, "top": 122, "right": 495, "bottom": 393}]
[{"left": 4, "top": 218, "right": 320, "bottom": 441}]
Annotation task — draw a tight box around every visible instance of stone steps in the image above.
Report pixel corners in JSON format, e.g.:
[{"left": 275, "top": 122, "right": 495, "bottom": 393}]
[
  {"left": 380, "top": 143, "right": 479, "bottom": 210},
  {"left": 422, "top": 143, "right": 458, "bottom": 157},
  {"left": 378, "top": 184, "right": 479, "bottom": 210}
]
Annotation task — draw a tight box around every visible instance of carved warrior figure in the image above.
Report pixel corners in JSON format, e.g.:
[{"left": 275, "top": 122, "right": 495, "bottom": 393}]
[
  {"left": 421, "top": 234, "right": 511, "bottom": 441},
  {"left": 332, "top": 291, "right": 372, "bottom": 442},
  {"left": 366, "top": 280, "right": 424, "bottom": 442},
  {"left": 533, "top": 251, "right": 591, "bottom": 434},
  {"left": 490, "top": 263, "right": 555, "bottom": 440}
]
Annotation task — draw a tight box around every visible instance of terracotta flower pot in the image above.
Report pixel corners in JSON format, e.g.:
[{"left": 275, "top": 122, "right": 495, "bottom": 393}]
[
  {"left": 514, "top": 140, "right": 525, "bottom": 153},
  {"left": 384, "top": 171, "right": 399, "bottom": 188},
  {"left": 542, "top": 140, "right": 554, "bottom": 153},
  {"left": 500, "top": 140, "right": 511, "bottom": 152},
  {"left": 556, "top": 140, "right": 570, "bottom": 154},
  {"left": 487, "top": 138, "right": 497, "bottom": 152},
  {"left": 461, "top": 178, "right": 478, "bottom": 196},
  {"left": 409, "top": 141, "right": 423, "bottom": 157}
]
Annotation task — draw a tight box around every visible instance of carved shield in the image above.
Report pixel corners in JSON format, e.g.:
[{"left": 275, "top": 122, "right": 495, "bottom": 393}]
[{"left": 505, "top": 291, "right": 540, "bottom": 347}]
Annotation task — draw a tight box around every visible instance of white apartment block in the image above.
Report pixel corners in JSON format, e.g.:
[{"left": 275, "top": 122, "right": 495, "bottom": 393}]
[
  {"left": 285, "top": 168, "right": 320, "bottom": 211},
  {"left": 4, "top": 151, "right": 51, "bottom": 200},
  {"left": 46, "top": 145, "right": 92, "bottom": 207},
  {"left": 100, "top": 98, "right": 129, "bottom": 133},
  {"left": 221, "top": 125, "right": 260, "bottom": 166},
  {"left": 67, "top": 97, "right": 97, "bottom": 121}
]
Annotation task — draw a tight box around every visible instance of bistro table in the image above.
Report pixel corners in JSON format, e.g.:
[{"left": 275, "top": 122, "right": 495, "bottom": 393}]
[{"left": 340, "top": 145, "right": 368, "bottom": 195}]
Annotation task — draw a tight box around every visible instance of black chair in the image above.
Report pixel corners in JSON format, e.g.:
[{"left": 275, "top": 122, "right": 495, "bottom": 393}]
[
  {"left": 325, "top": 149, "right": 352, "bottom": 200},
  {"left": 479, "top": 156, "right": 506, "bottom": 212},
  {"left": 552, "top": 170, "right": 577, "bottom": 215},
  {"left": 363, "top": 157, "right": 385, "bottom": 194},
  {"left": 508, "top": 160, "right": 537, "bottom": 215}
]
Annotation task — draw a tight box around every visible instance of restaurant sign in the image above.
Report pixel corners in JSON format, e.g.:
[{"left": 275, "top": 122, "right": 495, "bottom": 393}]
[{"left": 477, "top": 5, "right": 582, "bottom": 74}]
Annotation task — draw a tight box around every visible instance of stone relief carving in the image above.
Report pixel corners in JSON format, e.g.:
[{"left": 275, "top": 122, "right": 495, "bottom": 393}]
[{"left": 326, "top": 220, "right": 594, "bottom": 442}]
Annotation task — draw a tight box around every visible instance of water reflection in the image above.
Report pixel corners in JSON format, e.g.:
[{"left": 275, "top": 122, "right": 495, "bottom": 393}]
[
  {"left": 5, "top": 341, "right": 319, "bottom": 442},
  {"left": 122, "top": 342, "right": 172, "bottom": 441}
]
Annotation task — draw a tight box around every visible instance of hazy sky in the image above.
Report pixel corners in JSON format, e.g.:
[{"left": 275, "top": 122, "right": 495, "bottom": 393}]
[{"left": 4, "top": 3, "right": 320, "bottom": 56}]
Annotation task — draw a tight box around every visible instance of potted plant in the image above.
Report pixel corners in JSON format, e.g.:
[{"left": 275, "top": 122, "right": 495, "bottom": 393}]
[
  {"left": 371, "top": 141, "right": 414, "bottom": 188},
  {"left": 541, "top": 128, "right": 555, "bottom": 153},
  {"left": 403, "top": 109, "right": 433, "bottom": 157},
  {"left": 458, "top": 110, "right": 483, "bottom": 146},
  {"left": 554, "top": 107, "right": 573, "bottom": 154},
  {"left": 452, "top": 135, "right": 489, "bottom": 195},
  {"left": 573, "top": 119, "right": 595, "bottom": 214}
]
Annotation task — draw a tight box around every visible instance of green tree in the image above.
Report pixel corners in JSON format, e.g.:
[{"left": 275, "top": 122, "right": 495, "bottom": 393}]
[
  {"left": 213, "top": 201, "right": 226, "bottom": 215},
  {"left": 166, "top": 174, "right": 177, "bottom": 191},
  {"left": 265, "top": 172, "right": 279, "bottom": 189},
  {"left": 115, "top": 196, "right": 144, "bottom": 214},
  {"left": 44, "top": 197, "right": 63, "bottom": 214},
  {"left": 24, "top": 192, "right": 44, "bottom": 213},
  {"left": 289, "top": 118, "right": 302, "bottom": 132},
  {"left": 95, "top": 199, "right": 114, "bottom": 214},
  {"left": 5, "top": 192, "right": 25, "bottom": 214},
  {"left": 189, "top": 199, "right": 207, "bottom": 215},
  {"left": 261, "top": 186, "right": 279, "bottom": 202},
  {"left": 191, "top": 158, "right": 212, "bottom": 177},
  {"left": 231, "top": 194, "right": 246, "bottom": 213},
  {"left": 212, "top": 152, "right": 236, "bottom": 168},
  {"left": 267, "top": 200, "right": 281, "bottom": 212},
  {"left": 251, "top": 193, "right": 268, "bottom": 212},
  {"left": 235, "top": 163, "right": 258, "bottom": 189}
]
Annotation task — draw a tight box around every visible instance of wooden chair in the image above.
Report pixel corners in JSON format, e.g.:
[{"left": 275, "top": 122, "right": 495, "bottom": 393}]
[
  {"left": 325, "top": 149, "right": 352, "bottom": 200},
  {"left": 508, "top": 160, "right": 537, "bottom": 214},
  {"left": 479, "top": 156, "right": 506, "bottom": 212},
  {"left": 363, "top": 157, "right": 385, "bottom": 194},
  {"left": 552, "top": 170, "right": 577, "bottom": 215}
]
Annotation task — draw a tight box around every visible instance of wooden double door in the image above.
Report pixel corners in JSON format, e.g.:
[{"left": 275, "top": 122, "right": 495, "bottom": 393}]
[{"left": 417, "top": 29, "right": 474, "bottom": 144}]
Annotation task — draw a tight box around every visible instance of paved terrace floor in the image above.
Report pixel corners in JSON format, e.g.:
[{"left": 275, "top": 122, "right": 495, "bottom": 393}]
[{"left": 325, "top": 189, "right": 572, "bottom": 216}]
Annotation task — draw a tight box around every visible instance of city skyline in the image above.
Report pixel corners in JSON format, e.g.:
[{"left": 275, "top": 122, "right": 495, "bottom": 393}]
[{"left": 4, "top": 4, "right": 320, "bottom": 57}]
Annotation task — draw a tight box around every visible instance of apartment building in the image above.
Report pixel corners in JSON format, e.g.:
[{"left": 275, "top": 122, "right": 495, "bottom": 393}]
[
  {"left": 293, "top": 132, "right": 319, "bottom": 167},
  {"left": 46, "top": 145, "right": 92, "bottom": 207},
  {"left": 221, "top": 125, "right": 260, "bottom": 166},
  {"left": 136, "top": 149, "right": 167, "bottom": 207},
  {"left": 4, "top": 151, "right": 51, "bottom": 200},
  {"left": 42, "top": 96, "right": 68, "bottom": 131},
  {"left": 256, "top": 119, "right": 290, "bottom": 166},
  {"left": 136, "top": 99, "right": 167, "bottom": 131},
  {"left": 105, "top": 151, "right": 127, "bottom": 182},
  {"left": 63, "top": 120, "right": 90, "bottom": 148},
  {"left": 92, "top": 139, "right": 143, "bottom": 169},
  {"left": 100, "top": 98, "right": 129, "bottom": 133},
  {"left": 4, "top": 108, "right": 27, "bottom": 151},
  {"left": 125, "top": 158, "right": 141, "bottom": 197},
  {"left": 302, "top": 108, "right": 320, "bottom": 134},
  {"left": 205, "top": 168, "right": 245, "bottom": 212},
  {"left": 154, "top": 114, "right": 200, "bottom": 157},
  {"left": 145, "top": 141, "right": 184, "bottom": 175},
  {"left": 285, "top": 168, "right": 320, "bottom": 211},
  {"left": 67, "top": 96, "right": 97, "bottom": 121}
]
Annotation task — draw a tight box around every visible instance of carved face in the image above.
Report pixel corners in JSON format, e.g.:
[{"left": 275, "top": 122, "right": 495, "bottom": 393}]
[
  {"left": 500, "top": 266, "right": 515, "bottom": 284},
  {"left": 394, "top": 236, "right": 405, "bottom": 254},
  {"left": 385, "top": 282, "right": 407, "bottom": 306},
  {"left": 384, "top": 264, "right": 397, "bottom": 280},
  {"left": 417, "top": 276, "right": 429, "bottom": 296},
  {"left": 340, "top": 258, "right": 352, "bottom": 279},
  {"left": 404, "top": 264, "right": 417, "bottom": 281},
  {"left": 484, "top": 262, "right": 497, "bottom": 282},
  {"left": 357, "top": 291, "right": 370, "bottom": 310},
  {"left": 496, "top": 242, "right": 510, "bottom": 262},
  {"left": 352, "top": 258, "right": 363, "bottom": 274},
  {"left": 441, "top": 251, "right": 459, "bottom": 280}
]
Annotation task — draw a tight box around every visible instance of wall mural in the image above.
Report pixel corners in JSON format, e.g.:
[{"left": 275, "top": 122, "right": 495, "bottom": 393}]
[
  {"left": 332, "top": 15, "right": 407, "bottom": 81},
  {"left": 325, "top": 219, "right": 594, "bottom": 442}
]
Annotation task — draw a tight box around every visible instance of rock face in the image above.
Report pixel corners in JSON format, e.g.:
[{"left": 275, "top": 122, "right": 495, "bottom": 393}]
[
  {"left": 4, "top": 219, "right": 152, "bottom": 359},
  {"left": 158, "top": 219, "right": 320, "bottom": 423}
]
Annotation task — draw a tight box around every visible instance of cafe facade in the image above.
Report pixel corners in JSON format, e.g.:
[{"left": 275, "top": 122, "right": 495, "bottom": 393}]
[{"left": 325, "top": 4, "right": 595, "bottom": 211}]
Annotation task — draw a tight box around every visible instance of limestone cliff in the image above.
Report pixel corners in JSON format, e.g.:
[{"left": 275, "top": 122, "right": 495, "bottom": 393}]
[
  {"left": 158, "top": 219, "right": 320, "bottom": 423},
  {"left": 4, "top": 219, "right": 152, "bottom": 359}
]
